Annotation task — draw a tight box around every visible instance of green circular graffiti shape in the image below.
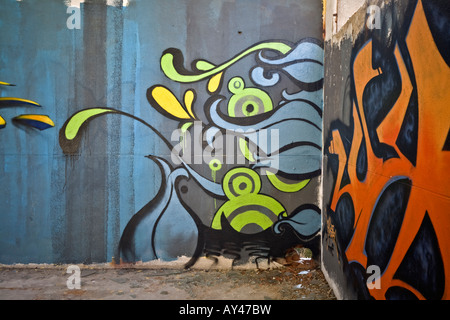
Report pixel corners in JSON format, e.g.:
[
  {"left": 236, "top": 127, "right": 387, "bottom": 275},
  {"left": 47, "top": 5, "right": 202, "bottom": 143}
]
[
  {"left": 209, "top": 158, "right": 222, "bottom": 171},
  {"left": 227, "top": 77, "right": 273, "bottom": 117},
  {"left": 211, "top": 167, "right": 286, "bottom": 233},
  {"left": 229, "top": 77, "right": 245, "bottom": 93},
  {"left": 222, "top": 167, "right": 261, "bottom": 199},
  {"left": 229, "top": 210, "right": 275, "bottom": 232},
  {"left": 231, "top": 175, "right": 254, "bottom": 195},
  {"left": 210, "top": 193, "right": 286, "bottom": 232},
  {"left": 242, "top": 101, "right": 259, "bottom": 117}
]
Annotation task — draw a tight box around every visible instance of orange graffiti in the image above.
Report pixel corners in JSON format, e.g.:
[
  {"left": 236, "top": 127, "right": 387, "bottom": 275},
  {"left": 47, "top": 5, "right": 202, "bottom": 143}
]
[{"left": 328, "top": 0, "right": 450, "bottom": 299}]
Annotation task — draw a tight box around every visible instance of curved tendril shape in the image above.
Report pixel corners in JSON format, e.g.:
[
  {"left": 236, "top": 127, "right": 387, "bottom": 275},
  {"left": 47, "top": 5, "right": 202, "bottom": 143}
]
[
  {"left": 0, "top": 97, "right": 41, "bottom": 107},
  {"left": 160, "top": 41, "right": 292, "bottom": 83},
  {"left": 0, "top": 82, "right": 55, "bottom": 130},
  {"left": 119, "top": 156, "right": 200, "bottom": 262},
  {"left": 0, "top": 81, "right": 16, "bottom": 86},
  {"left": 13, "top": 114, "right": 55, "bottom": 130},
  {"left": 59, "top": 108, "right": 173, "bottom": 154},
  {"left": 59, "top": 107, "right": 225, "bottom": 194},
  {"left": 266, "top": 171, "right": 310, "bottom": 193}
]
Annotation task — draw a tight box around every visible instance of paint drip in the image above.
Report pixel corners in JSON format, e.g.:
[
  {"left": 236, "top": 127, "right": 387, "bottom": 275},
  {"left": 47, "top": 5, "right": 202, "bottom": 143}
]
[{"left": 209, "top": 159, "right": 222, "bottom": 208}]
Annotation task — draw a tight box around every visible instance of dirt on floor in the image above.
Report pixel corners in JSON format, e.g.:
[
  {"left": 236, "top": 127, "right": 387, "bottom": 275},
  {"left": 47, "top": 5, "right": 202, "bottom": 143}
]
[{"left": 0, "top": 255, "right": 336, "bottom": 300}]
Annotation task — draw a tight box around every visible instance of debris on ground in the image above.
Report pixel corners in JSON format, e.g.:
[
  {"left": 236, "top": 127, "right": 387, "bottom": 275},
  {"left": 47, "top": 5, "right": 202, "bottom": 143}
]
[{"left": 0, "top": 246, "right": 336, "bottom": 300}]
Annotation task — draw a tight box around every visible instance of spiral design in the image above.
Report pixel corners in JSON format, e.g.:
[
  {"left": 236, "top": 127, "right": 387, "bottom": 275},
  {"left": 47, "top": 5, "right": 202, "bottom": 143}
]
[
  {"left": 227, "top": 77, "right": 273, "bottom": 117},
  {"left": 211, "top": 168, "right": 286, "bottom": 234}
]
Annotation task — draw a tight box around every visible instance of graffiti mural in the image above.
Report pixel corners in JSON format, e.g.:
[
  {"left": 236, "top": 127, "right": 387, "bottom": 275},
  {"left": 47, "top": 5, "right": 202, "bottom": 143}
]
[
  {"left": 60, "top": 38, "right": 324, "bottom": 267},
  {"left": 324, "top": 0, "right": 450, "bottom": 299}
]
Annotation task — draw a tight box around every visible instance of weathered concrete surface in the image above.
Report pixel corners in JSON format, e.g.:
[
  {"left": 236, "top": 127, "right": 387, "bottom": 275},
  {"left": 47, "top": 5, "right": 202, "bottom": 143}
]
[{"left": 0, "top": 261, "right": 335, "bottom": 300}]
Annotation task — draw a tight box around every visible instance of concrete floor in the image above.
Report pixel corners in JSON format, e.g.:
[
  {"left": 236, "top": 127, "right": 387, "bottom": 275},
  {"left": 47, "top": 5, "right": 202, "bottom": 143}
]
[{"left": 0, "top": 258, "right": 336, "bottom": 301}]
